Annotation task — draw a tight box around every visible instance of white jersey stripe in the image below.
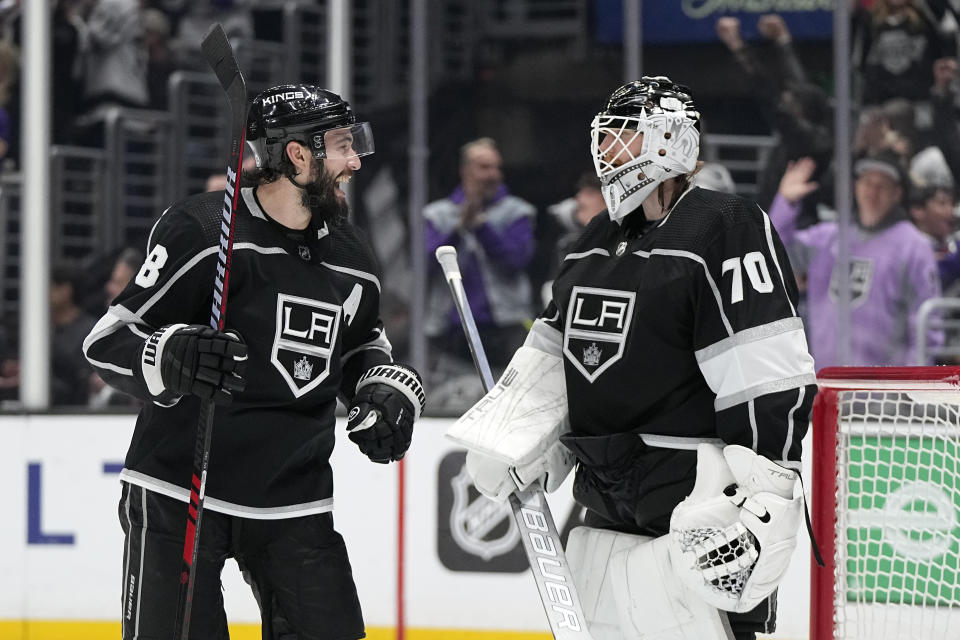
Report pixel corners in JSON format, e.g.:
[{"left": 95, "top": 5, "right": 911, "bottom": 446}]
[
  {"left": 134, "top": 485, "right": 147, "bottom": 640},
  {"left": 319, "top": 261, "right": 382, "bottom": 292},
  {"left": 341, "top": 330, "right": 393, "bottom": 364},
  {"left": 564, "top": 248, "right": 610, "bottom": 261},
  {"left": 241, "top": 186, "right": 267, "bottom": 220},
  {"left": 119, "top": 469, "right": 335, "bottom": 519},
  {"left": 696, "top": 323, "right": 816, "bottom": 409},
  {"left": 122, "top": 486, "right": 133, "bottom": 639},
  {"left": 134, "top": 246, "right": 219, "bottom": 318},
  {"left": 714, "top": 373, "right": 817, "bottom": 412},
  {"left": 634, "top": 248, "right": 734, "bottom": 336},
  {"left": 783, "top": 386, "right": 805, "bottom": 461},
  {"left": 135, "top": 243, "right": 287, "bottom": 319},
  {"left": 748, "top": 398, "right": 758, "bottom": 451},
  {"left": 760, "top": 207, "right": 797, "bottom": 317}
]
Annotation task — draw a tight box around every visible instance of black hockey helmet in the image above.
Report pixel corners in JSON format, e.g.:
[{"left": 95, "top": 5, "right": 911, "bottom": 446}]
[
  {"left": 600, "top": 76, "right": 701, "bottom": 130},
  {"left": 246, "top": 83, "right": 374, "bottom": 170}
]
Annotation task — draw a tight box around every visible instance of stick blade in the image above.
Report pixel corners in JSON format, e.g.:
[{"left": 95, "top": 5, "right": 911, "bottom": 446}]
[{"left": 201, "top": 23, "right": 242, "bottom": 91}]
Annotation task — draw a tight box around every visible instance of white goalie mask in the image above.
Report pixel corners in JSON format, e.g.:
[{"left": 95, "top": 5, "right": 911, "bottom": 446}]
[{"left": 590, "top": 77, "right": 701, "bottom": 221}]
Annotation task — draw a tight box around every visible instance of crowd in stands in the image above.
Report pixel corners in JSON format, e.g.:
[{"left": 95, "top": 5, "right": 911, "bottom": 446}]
[{"left": 4, "top": 0, "right": 960, "bottom": 409}]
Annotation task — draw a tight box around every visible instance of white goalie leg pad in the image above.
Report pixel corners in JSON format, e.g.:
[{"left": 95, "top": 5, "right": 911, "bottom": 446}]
[
  {"left": 446, "top": 345, "right": 570, "bottom": 467},
  {"left": 669, "top": 443, "right": 802, "bottom": 614},
  {"left": 567, "top": 526, "right": 734, "bottom": 640}
]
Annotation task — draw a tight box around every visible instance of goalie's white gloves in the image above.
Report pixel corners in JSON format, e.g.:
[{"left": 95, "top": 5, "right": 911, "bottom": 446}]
[
  {"left": 669, "top": 443, "right": 802, "bottom": 613},
  {"left": 466, "top": 440, "right": 574, "bottom": 502},
  {"left": 447, "top": 346, "right": 575, "bottom": 502}
]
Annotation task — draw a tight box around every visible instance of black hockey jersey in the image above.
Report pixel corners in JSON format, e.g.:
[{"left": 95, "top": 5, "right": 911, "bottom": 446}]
[
  {"left": 532, "top": 187, "right": 817, "bottom": 534},
  {"left": 84, "top": 187, "right": 392, "bottom": 518}
]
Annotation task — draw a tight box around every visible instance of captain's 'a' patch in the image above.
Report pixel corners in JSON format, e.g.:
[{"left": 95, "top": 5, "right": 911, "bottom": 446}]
[
  {"left": 271, "top": 293, "right": 341, "bottom": 397},
  {"left": 563, "top": 286, "right": 635, "bottom": 382}
]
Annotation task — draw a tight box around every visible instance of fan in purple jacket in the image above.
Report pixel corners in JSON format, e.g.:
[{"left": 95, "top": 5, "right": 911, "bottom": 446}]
[
  {"left": 769, "top": 150, "right": 943, "bottom": 368},
  {"left": 424, "top": 137, "right": 536, "bottom": 371}
]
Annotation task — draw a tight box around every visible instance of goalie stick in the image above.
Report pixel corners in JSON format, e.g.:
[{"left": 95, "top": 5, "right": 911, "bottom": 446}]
[
  {"left": 435, "top": 245, "right": 593, "bottom": 640},
  {"left": 173, "top": 23, "right": 247, "bottom": 640}
]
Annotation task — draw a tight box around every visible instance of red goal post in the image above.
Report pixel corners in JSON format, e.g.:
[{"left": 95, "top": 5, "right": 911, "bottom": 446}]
[{"left": 811, "top": 366, "right": 960, "bottom": 640}]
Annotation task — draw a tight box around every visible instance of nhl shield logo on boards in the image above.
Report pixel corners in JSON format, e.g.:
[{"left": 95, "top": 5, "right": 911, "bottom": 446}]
[
  {"left": 271, "top": 293, "right": 341, "bottom": 397},
  {"left": 563, "top": 286, "right": 635, "bottom": 382},
  {"left": 436, "top": 451, "right": 528, "bottom": 572}
]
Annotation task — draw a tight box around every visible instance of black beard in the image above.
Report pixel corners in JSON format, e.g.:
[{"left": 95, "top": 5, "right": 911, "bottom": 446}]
[{"left": 300, "top": 168, "right": 349, "bottom": 227}]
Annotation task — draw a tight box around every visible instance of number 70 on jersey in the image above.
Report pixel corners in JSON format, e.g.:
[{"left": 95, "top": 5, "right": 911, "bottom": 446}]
[{"left": 721, "top": 251, "right": 774, "bottom": 304}]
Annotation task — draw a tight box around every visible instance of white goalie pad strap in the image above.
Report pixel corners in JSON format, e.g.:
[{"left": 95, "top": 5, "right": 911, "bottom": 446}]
[
  {"left": 355, "top": 363, "right": 426, "bottom": 420},
  {"left": 567, "top": 527, "right": 733, "bottom": 640},
  {"left": 446, "top": 346, "right": 568, "bottom": 466},
  {"left": 140, "top": 323, "right": 188, "bottom": 397},
  {"left": 669, "top": 443, "right": 801, "bottom": 613}
]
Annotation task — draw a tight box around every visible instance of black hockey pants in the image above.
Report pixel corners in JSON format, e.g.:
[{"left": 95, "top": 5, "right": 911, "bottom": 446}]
[{"left": 118, "top": 482, "right": 365, "bottom": 640}]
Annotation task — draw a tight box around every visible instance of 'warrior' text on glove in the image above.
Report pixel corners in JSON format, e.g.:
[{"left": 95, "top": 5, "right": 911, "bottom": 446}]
[
  {"left": 138, "top": 324, "right": 247, "bottom": 405},
  {"left": 347, "top": 363, "right": 425, "bottom": 463}
]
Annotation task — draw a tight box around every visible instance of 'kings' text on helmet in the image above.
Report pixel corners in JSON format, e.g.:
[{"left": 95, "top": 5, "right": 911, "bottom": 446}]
[{"left": 246, "top": 84, "right": 375, "bottom": 172}]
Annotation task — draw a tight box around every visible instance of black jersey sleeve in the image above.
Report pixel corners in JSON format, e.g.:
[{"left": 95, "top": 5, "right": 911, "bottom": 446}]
[
  {"left": 83, "top": 205, "right": 218, "bottom": 404},
  {"left": 691, "top": 199, "right": 817, "bottom": 464},
  {"left": 332, "top": 226, "right": 393, "bottom": 400}
]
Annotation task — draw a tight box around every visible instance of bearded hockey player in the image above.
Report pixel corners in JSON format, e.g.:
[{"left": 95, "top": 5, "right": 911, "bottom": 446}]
[
  {"left": 83, "top": 84, "right": 424, "bottom": 639},
  {"left": 448, "top": 77, "right": 816, "bottom": 640}
]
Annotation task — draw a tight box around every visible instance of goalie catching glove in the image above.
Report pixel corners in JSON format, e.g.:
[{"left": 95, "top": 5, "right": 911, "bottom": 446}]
[
  {"left": 447, "top": 346, "right": 575, "bottom": 502},
  {"left": 138, "top": 324, "right": 247, "bottom": 405},
  {"left": 668, "top": 443, "right": 802, "bottom": 613},
  {"left": 347, "top": 363, "right": 425, "bottom": 463}
]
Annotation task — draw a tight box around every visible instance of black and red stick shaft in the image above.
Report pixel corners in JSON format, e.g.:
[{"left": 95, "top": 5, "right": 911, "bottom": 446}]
[{"left": 173, "top": 23, "right": 248, "bottom": 640}]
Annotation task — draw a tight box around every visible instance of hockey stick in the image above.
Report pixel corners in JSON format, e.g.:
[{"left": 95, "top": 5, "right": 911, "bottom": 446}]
[
  {"left": 173, "top": 24, "right": 247, "bottom": 640},
  {"left": 435, "top": 246, "right": 592, "bottom": 639}
]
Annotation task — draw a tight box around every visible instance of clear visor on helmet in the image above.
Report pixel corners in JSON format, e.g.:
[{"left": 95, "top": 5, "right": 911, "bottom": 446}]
[
  {"left": 590, "top": 114, "right": 646, "bottom": 179},
  {"left": 309, "top": 122, "right": 375, "bottom": 161}
]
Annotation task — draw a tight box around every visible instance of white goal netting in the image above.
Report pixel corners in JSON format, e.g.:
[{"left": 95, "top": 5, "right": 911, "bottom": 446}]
[{"left": 830, "top": 387, "right": 960, "bottom": 639}]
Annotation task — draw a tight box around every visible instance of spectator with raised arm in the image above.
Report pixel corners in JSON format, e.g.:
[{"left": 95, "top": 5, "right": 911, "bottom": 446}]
[
  {"left": 770, "top": 150, "right": 943, "bottom": 367},
  {"left": 716, "top": 14, "right": 834, "bottom": 225}
]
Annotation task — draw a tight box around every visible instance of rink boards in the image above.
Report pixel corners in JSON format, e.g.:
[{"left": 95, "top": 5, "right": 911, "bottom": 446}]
[{"left": 0, "top": 414, "right": 813, "bottom": 639}]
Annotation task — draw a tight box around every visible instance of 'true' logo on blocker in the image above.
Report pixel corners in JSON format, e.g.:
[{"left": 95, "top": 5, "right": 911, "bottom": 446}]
[{"left": 271, "top": 293, "right": 341, "bottom": 397}]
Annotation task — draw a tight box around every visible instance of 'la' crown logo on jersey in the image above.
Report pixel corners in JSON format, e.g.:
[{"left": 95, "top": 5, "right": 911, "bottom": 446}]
[
  {"left": 563, "top": 287, "right": 635, "bottom": 382},
  {"left": 271, "top": 294, "right": 341, "bottom": 397}
]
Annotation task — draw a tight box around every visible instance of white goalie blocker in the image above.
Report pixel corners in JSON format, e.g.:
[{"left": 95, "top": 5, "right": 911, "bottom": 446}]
[
  {"left": 445, "top": 346, "right": 575, "bottom": 502},
  {"left": 565, "top": 443, "right": 802, "bottom": 640}
]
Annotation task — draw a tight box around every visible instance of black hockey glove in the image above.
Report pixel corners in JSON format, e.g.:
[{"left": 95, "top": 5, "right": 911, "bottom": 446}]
[
  {"left": 346, "top": 363, "right": 425, "bottom": 463},
  {"left": 138, "top": 324, "right": 247, "bottom": 405}
]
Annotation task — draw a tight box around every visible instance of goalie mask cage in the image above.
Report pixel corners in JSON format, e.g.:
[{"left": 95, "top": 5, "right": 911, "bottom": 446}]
[{"left": 811, "top": 367, "right": 960, "bottom": 640}]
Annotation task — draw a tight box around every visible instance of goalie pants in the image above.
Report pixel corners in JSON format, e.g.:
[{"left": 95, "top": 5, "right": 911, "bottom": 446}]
[{"left": 118, "top": 482, "right": 365, "bottom": 640}]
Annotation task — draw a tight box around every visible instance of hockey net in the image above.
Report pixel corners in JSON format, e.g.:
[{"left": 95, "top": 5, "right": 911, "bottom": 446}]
[{"left": 812, "top": 367, "right": 960, "bottom": 640}]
